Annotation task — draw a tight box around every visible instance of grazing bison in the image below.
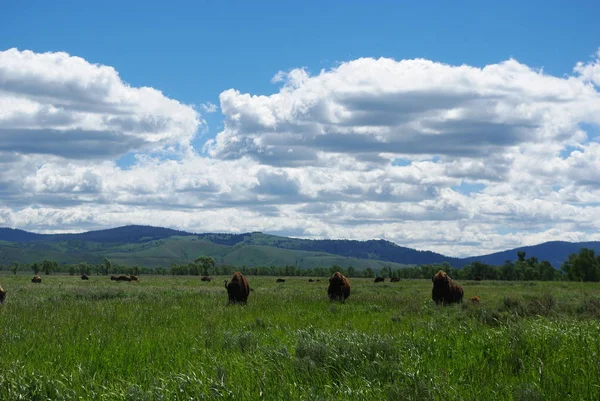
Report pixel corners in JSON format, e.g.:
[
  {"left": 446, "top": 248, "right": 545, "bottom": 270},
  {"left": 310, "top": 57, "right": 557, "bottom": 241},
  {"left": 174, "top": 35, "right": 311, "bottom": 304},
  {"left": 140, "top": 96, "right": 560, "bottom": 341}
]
[
  {"left": 327, "top": 272, "right": 351, "bottom": 302},
  {"left": 308, "top": 279, "right": 315, "bottom": 282},
  {"left": 116, "top": 275, "right": 132, "bottom": 282},
  {"left": 276, "top": 278, "right": 285, "bottom": 283},
  {"left": 475, "top": 276, "right": 482, "bottom": 281},
  {"left": 390, "top": 277, "right": 401, "bottom": 283},
  {"left": 0, "top": 285, "right": 6, "bottom": 304},
  {"left": 470, "top": 296, "right": 481, "bottom": 304},
  {"left": 201, "top": 276, "right": 213, "bottom": 282},
  {"left": 110, "top": 275, "right": 118, "bottom": 281},
  {"left": 432, "top": 270, "right": 463, "bottom": 305},
  {"left": 31, "top": 275, "right": 42, "bottom": 283},
  {"left": 81, "top": 274, "right": 90, "bottom": 280},
  {"left": 374, "top": 277, "right": 385, "bottom": 283},
  {"left": 224, "top": 272, "right": 250, "bottom": 304},
  {"left": 129, "top": 275, "right": 139, "bottom": 282}
]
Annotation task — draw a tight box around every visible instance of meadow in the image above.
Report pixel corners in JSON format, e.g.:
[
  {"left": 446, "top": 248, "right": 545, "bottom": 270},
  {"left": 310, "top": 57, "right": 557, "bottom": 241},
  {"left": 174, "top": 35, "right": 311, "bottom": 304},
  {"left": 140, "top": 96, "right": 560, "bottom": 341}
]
[{"left": 1, "top": 274, "right": 600, "bottom": 400}]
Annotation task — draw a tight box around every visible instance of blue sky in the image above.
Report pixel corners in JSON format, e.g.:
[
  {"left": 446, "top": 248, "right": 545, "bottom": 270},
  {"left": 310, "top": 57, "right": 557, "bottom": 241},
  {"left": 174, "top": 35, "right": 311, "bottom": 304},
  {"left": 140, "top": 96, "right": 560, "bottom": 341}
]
[{"left": 1, "top": 1, "right": 600, "bottom": 256}]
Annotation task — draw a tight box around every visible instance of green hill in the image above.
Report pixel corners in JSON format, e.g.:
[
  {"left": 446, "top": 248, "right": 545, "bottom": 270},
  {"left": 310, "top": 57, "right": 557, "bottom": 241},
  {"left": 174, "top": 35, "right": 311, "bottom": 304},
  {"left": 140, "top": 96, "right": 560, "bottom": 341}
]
[{"left": 0, "top": 235, "right": 411, "bottom": 270}]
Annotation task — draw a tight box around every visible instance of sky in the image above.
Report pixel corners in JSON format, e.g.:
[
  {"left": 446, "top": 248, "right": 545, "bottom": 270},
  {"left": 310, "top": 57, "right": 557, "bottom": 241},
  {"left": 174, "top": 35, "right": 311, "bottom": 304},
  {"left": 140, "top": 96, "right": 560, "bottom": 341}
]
[{"left": 1, "top": 0, "right": 600, "bottom": 257}]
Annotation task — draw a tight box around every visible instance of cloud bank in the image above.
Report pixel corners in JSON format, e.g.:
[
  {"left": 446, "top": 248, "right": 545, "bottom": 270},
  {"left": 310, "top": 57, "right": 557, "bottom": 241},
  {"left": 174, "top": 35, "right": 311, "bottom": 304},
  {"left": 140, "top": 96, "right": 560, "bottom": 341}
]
[{"left": 2, "top": 48, "right": 600, "bottom": 258}]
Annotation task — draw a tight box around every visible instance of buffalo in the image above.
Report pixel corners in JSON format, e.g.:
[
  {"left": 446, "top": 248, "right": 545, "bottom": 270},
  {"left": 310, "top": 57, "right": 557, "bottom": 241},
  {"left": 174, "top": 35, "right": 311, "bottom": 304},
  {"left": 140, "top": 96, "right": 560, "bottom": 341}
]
[
  {"left": 475, "top": 276, "right": 482, "bottom": 281},
  {"left": 374, "top": 277, "right": 385, "bottom": 283},
  {"left": 327, "top": 272, "right": 351, "bottom": 302},
  {"left": 432, "top": 270, "right": 463, "bottom": 305},
  {"left": 115, "top": 275, "right": 132, "bottom": 282},
  {"left": 110, "top": 275, "right": 118, "bottom": 281},
  {"left": 225, "top": 272, "right": 250, "bottom": 304},
  {"left": 81, "top": 274, "right": 90, "bottom": 280},
  {"left": 390, "top": 277, "right": 400, "bottom": 283},
  {"left": 308, "top": 279, "right": 315, "bottom": 282},
  {"left": 276, "top": 278, "right": 285, "bottom": 283},
  {"left": 470, "top": 296, "right": 481, "bottom": 304},
  {"left": 201, "top": 276, "right": 213, "bottom": 282},
  {"left": 31, "top": 275, "right": 42, "bottom": 283},
  {"left": 129, "top": 275, "right": 139, "bottom": 282},
  {"left": 0, "top": 285, "right": 6, "bottom": 304}
]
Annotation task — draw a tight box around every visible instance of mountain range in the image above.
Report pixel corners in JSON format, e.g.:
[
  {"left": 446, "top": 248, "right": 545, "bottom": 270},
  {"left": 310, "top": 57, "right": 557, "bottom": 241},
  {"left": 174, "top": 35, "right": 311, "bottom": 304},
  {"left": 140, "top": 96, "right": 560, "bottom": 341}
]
[{"left": 0, "top": 225, "right": 597, "bottom": 269}]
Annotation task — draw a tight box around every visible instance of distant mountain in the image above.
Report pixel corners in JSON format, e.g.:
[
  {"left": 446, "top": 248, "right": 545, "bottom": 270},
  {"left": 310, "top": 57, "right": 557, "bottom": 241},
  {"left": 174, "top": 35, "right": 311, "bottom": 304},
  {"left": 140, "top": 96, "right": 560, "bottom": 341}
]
[
  {"left": 0, "top": 225, "right": 598, "bottom": 269},
  {"left": 460, "top": 241, "right": 600, "bottom": 268},
  {"left": 0, "top": 227, "right": 46, "bottom": 242},
  {"left": 0, "top": 225, "right": 196, "bottom": 244}
]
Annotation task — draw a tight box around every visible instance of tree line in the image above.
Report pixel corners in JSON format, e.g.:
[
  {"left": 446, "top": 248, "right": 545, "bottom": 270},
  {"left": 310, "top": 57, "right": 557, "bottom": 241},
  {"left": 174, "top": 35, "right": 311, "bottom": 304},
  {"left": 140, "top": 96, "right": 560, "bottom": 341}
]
[{"left": 2, "top": 248, "right": 600, "bottom": 282}]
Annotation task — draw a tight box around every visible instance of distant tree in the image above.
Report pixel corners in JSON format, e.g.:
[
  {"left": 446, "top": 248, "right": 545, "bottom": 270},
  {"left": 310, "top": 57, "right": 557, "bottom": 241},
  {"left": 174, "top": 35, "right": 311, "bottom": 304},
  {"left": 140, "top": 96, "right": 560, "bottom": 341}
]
[
  {"left": 562, "top": 248, "right": 600, "bottom": 282},
  {"left": 103, "top": 257, "right": 112, "bottom": 276},
  {"left": 30, "top": 262, "right": 40, "bottom": 275},
  {"left": 363, "top": 268, "right": 374, "bottom": 278},
  {"left": 195, "top": 256, "right": 216, "bottom": 276},
  {"left": 346, "top": 266, "right": 356, "bottom": 278},
  {"left": 517, "top": 251, "right": 526, "bottom": 262},
  {"left": 42, "top": 260, "right": 54, "bottom": 275}
]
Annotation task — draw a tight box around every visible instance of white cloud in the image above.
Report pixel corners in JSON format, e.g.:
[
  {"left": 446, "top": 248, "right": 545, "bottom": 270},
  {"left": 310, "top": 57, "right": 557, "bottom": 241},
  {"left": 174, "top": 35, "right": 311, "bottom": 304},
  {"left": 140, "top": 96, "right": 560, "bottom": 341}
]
[
  {"left": 200, "top": 102, "right": 218, "bottom": 113},
  {"left": 574, "top": 48, "right": 600, "bottom": 86},
  {"left": 0, "top": 48, "right": 202, "bottom": 159},
  {"left": 2, "top": 49, "right": 600, "bottom": 259}
]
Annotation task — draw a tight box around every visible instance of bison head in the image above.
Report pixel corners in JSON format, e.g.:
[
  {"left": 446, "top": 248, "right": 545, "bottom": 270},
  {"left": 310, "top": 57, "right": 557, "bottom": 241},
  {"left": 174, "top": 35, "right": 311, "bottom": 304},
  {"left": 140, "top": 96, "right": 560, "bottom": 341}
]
[
  {"left": 432, "top": 270, "right": 450, "bottom": 286},
  {"left": 0, "top": 286, "right": 6, "bottom": 304}
]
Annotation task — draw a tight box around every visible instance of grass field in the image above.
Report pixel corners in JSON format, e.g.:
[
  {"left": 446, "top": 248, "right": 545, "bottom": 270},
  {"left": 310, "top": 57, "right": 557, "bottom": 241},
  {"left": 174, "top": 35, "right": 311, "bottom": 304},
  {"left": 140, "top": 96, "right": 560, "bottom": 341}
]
[{"left": 1, "top": 274, "right": 600, "bottom": 400}]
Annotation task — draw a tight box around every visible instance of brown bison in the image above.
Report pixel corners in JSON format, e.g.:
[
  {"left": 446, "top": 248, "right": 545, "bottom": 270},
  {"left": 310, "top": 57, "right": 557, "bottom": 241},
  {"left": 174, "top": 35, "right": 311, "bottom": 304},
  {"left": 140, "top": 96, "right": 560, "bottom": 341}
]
[
  {"left": 116, "top": 275, "right": 132, "bottom": 282},
  {"left": 224, "top": 272, "right": 250, "bottom": 304},
  {"left": 81, "top": 274, "right": 89, "bottom": 280},
  {"left": 0, "top": 285, "right": 6, "bottom": 304},
  {"left": 110, "top": 275, "right": 118, "bottom": 281},
  {"left": 374, "top": 276, "right": 385, "bottom": 283},
  {"left": 432, "top": 270, "right": 463, "bottom": 305},
  {"left": 390, "top": 277, "right": 400, "bottom": 282},
  {"left": 470, "top": 296, "right": 481, "bottom": 304},
  {"left": 129, "top": 275, "right": 139, "bottom": 282},
  {"left": 276, "top": 278, "right": 285, "bottom": 283},
  {"left": 31, "top": 275, "right": 42, "bottom": 283},
  {"left": 308, "top": 279, "right": 315, "bottom": 282},
  {"left": 327, "top": 272, "right": 351, "bottom": 302},
  {"left": 201, "top": 276, "right": 213, "bottom": 282},
  {"left": 475, "top": 276, "right": 482, "bottom": 281}
]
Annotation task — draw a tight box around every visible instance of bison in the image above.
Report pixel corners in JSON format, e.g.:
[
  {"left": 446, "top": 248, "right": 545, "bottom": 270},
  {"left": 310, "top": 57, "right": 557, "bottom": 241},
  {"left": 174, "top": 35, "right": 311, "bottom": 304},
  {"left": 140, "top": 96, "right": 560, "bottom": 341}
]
[
  {"left": 129, "top": 275, "right": 139, "bottom": 282},
  {"left": 327, "top": 272, "right": 351, "bottom": 302},
  {"left": 116, "top": 275, "right": 132, "bottom": 282},
  {"left": 276, "top": 278, "right": 285, "bottom": 283},
  {"left": 201, "top": 276, "right": 213, "bottom": 282},
  {"left": 0, "top": 285, "right": 6, "bottom": 304},
  {"left": 390, "top": 277, "right": 400, "bottom": 282},
  {"left": 31, "top": 275, "right": 42, "bottom": 283},
  {"left": 374, "top": 276, "right": 385, "bottom": 283},
  {"left": 308, "top": 279, "right": 315, "bottom": 282},
  {"left": 224, "top": 272, "right": 250, "bottom": 304},
  {"left": 432, "top": 270, "right": 463, "bottom": 305},
  {"left": 81, "top": 274, "right": 90, "bottom": 280},
  {"left": 475, "top": 276, "right": 482, "bottom": 281},
  {"left": 110, "top": 275, "right": 118, "bottom": 281},
  {"left": 470, "top": 296, "right": 481, "bottom": 304}
]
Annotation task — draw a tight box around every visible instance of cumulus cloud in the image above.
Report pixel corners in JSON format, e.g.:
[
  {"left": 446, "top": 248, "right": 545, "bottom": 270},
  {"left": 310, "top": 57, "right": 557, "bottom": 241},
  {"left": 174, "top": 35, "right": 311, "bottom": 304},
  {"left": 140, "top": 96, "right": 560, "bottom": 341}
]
[
  {"left": 574, "top": 48, "right": 600, "bottom": 86},
  {"left": 0, "top": 48, "right": 202, "bottom": 159},
  {"left": 2, "top": 49, "right": 600, "bottom": 258},
  {"left": 208, "top": 57, "right": 600, "bottom": 167}
]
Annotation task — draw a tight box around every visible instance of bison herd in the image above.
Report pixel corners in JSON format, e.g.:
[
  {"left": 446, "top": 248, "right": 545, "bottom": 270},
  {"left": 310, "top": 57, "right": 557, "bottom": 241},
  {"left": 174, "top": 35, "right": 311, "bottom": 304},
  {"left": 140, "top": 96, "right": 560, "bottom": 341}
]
[{"left": 1, "top": 270, "right": 472, "bottom": 307}]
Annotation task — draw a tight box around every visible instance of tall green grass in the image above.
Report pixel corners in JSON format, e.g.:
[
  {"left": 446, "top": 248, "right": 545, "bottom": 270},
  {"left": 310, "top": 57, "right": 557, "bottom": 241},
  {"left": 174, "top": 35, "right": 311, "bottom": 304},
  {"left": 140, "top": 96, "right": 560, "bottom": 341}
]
[{"left": 1, "top": 275, "right": 599, "bottom": 400}]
